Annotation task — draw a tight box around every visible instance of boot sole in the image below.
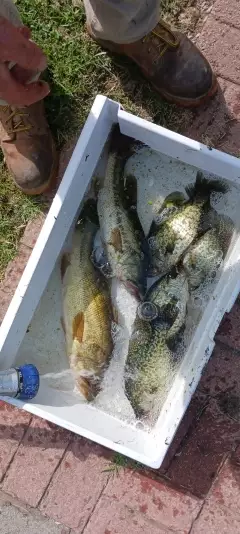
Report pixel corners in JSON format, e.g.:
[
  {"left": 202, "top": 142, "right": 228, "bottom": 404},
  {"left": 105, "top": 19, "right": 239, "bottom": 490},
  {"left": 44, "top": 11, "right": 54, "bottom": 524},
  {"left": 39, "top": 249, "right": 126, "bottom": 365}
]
[
  {"left": 13, "top": 135, "right": 59, "bottom": 196},
  {"left": 88, "top": 30, "right": 218, "bottom": 108}
]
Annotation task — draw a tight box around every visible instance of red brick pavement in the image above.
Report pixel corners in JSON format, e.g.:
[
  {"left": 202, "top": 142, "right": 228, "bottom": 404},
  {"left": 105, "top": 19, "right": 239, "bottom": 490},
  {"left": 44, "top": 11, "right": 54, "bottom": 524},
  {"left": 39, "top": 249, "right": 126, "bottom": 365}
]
[{"left": 2, "top": 3, "right": 240, "bottom": 532}]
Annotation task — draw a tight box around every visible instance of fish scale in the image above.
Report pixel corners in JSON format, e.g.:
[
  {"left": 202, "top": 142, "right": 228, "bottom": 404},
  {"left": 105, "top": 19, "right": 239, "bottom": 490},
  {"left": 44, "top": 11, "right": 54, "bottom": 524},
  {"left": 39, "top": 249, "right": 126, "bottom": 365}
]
[
  {"left": 61, "top": 217, "right": 113, "bottom": 401},
  {"left": 124, "top": 317, "right": 175, "bottom": 419},
  {"left": 148, "top": 172, "right": 229, "bottom": 276},
  {"left": 97, "top": 141, "right": 147, "bottom": 298},
  {"left": 183, "top": 213, "right": 234, "bottom": 290}
]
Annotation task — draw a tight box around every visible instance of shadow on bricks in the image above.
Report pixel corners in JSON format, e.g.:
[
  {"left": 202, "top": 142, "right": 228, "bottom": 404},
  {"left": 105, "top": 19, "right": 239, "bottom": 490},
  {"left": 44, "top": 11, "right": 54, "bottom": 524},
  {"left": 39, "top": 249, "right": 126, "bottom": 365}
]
[
  {"left": 184, "top": 77, "right": 240, "bottom": 155},
  {"left": 157, "top": 339, "right": 240, "bottom": 499}
]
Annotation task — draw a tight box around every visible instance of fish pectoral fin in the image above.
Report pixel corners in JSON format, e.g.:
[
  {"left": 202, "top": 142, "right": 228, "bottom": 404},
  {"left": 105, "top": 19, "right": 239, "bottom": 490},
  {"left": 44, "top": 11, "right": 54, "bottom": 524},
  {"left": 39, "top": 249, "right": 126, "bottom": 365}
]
[
  {"left": 72, "top": 312, "right": 85, "bottom": 343},
  {"left": 60, "top": 253, "right": 71, "bottom": 280},
  {"left": 109, "top": 228, "right": 123, "bottom": 253}
]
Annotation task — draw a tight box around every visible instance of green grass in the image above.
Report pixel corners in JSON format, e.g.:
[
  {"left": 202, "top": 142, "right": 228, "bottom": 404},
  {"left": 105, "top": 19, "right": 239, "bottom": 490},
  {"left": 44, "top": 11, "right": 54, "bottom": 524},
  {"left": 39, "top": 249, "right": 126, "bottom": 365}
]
[
  {"left": 0, "top": 0, "right": 193, "bottom": 277},
  {"left": 17, "top": 0, "right": 189, "bottom": 144},
  {"left": 103, "top": 452, "right": 143, "bottom": 476},
  {"left": 0, "top": 163, "right": 45, "bottom": 277}
]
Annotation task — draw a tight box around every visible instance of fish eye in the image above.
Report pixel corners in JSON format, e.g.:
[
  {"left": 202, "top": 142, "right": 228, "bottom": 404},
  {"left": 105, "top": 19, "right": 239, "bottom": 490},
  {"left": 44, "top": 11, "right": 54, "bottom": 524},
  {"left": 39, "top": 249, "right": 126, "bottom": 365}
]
[
  {"left": 91, "top": 248, "right": 113, "bottom": 278},
  {"left": 101, "top": 262, "right": 113, "bottom": 278},
  {"left": 137, "top": 301, "right": 159, "bottom": 321}
]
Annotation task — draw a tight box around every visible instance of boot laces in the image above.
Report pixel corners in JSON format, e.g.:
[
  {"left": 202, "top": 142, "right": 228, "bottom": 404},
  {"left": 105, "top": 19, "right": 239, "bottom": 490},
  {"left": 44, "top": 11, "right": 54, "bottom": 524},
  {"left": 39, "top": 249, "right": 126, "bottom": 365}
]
[
  {"left": 3, "top": 106, "right": 32, "bottom": 134},
  {"left": 143, "top": 20, "right": 179, "bottom": 59}
]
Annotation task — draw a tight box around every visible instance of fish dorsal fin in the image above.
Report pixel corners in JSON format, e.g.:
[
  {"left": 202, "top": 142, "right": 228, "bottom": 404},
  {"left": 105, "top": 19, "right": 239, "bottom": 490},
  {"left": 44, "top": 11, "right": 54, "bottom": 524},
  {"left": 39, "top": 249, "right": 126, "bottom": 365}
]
[
  {"left": 186, "top": 172, "right": 228, "bottom": 202},
  {"left": 77, "top": 375, "right": 100, "bottom": 401},
  {"left": 72, "top": 312, "right": 84, "bottom": 343},
  {"left": 109, "top": 228, "right": 123, "bottom": 253}
]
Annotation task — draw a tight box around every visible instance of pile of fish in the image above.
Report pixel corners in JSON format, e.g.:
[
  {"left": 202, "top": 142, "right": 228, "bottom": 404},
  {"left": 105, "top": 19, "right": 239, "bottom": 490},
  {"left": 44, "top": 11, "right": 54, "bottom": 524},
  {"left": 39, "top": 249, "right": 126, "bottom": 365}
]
[{"left": 60, "top": 126, "right": 233, "bottom": 420}]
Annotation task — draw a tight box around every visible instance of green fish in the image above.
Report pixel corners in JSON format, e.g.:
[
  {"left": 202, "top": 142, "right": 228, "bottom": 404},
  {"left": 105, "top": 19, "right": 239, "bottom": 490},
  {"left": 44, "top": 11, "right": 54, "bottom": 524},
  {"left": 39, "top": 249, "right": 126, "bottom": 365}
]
[
  {"left": 183, "top": 213, "right": 234, "bottom": 290},
  {"left": 148, "top": 172, "right": 229, "bottom": 276},
  {"left": 97, "top": 126, "right": 148, "bottom": 299},
  {"left": 61, "top": 205, "right": 113, "bottom": 401},
  {"left": 137, "top": 269, "right": 189, "bottom": 346},
  {"left": 124, "top": 317, "right": 175, "bottom": 419}
]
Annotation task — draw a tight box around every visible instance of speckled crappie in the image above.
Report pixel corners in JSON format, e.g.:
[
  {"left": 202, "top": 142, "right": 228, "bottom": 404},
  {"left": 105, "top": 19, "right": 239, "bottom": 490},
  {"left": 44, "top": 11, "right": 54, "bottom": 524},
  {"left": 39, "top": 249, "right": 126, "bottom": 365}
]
[
  {"left": 61, "top": 214, "right": 113, "bottom": 401},
  {"left": 148, "top": 172, "right": 229, "bottom": 276},
  {"left": 124, "top": 317, "right": 174, "bottom": 419},
  {"left": 183, "top": 213, "right": 234, "bottom": 290},
  {"left": 138, "top": 269, "right": 189, "bottom": 346}
]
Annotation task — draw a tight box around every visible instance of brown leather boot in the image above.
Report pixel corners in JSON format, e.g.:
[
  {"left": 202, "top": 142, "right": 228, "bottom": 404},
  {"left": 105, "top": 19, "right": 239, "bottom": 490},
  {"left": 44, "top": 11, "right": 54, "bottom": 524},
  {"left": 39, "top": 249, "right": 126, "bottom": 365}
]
[
  {"left": 88, "top": 20, "right": 217, "bottom": 107},
  {"left": 0, "top": 100, "right": 58, "bottom": 195}
]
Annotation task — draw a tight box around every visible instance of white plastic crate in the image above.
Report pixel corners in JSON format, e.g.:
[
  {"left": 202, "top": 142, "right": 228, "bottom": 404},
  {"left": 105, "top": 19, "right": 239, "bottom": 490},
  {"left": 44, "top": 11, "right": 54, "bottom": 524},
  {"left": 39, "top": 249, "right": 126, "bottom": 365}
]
[{"left": 1, "top": 95, "right": 240, "bottom": 468}]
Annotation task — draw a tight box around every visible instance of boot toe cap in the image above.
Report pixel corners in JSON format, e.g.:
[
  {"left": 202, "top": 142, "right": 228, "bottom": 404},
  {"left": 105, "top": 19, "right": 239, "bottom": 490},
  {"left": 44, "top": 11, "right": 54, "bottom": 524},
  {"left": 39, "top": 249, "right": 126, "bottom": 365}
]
[{"left": 5, "top": 136, "right": 57, "bottom": 195}]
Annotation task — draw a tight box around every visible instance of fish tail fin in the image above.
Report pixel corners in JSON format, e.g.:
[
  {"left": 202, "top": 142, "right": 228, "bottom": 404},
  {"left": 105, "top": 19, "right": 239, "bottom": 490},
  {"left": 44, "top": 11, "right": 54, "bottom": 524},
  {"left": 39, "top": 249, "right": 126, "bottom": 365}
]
[
  {"left": 108, "top": 123, "right": 144, "bottom": 160},
  {"left": 76, "top": 376, "right": 101, "bottom": 401},
  {"left": 186, "top": 171, "right": 229, "bottom": 201}
]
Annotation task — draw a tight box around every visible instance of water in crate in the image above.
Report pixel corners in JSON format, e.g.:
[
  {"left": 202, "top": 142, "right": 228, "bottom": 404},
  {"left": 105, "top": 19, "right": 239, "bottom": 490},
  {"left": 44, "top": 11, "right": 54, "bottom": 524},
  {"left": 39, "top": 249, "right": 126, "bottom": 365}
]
[
  {"left": 18, "top": 125, "right": 238, "bottom": 427},
  {"left": 60, "top": 125, "right": 234, "bottom": 424}
]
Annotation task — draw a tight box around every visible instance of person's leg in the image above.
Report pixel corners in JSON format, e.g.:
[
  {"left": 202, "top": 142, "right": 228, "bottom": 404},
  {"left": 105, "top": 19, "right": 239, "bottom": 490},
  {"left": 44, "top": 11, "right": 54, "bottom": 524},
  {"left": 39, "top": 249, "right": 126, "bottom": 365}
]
[
  {"left": 84, "top": 0, "right": 159, "bottom": 44},
  {"left": 84, "top": 0, "right": 217, "bottom": 108},
  {"left": 0, "top": 0, "right": 57, "bottom": 195},
  {"left": 0, "top": 0, "right": 21, "bottom": 26}
]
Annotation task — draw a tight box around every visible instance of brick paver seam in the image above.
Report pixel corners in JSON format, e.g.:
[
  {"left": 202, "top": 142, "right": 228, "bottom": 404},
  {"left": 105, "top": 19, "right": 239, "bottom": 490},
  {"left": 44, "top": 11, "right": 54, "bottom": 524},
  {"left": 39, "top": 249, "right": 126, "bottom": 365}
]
[
  {"left": 0, "top": 414, "right": 33, "bottom": 485},
  {"left": 79, "top": 472, "right": 114, "bottom": 533},
  {"left": 36, "top": 435, "right": 75, "bottom": 510},
  {"left": 81, "top": 496, "right": 183, "bottom": 534},
  {"left": 213, "top": 13, "right": 240, "bottom": 34},
  {"left": 188, "top": 450, "right": 233, "bottom": 533},
  {"left": 197, "top": 15, "right": 240, "bottom": 88}
]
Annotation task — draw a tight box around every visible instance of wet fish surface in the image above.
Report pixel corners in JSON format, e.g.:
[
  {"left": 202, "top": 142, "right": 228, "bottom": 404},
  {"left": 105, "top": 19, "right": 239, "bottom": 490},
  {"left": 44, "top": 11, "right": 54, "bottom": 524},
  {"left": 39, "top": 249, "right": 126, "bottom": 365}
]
[
  {"left": 152, "top": 191, "right": 186, "bottom": 226},
  {"left": 148, "top": 172, "right": 229, "bottom": 276},
  {"left": 97, "top": 125, "right": 148, "bottom": 299},
  {"left": 124, "top": 316, "right": 175, "bottom": 419},
  {"left": 138, "top": 269, "right": 189, "bottom": 346},
  {"left": 61, "top": 212, "right": 113, "bottom": 401},
  {"left": 183, "top": 212, "right": 234, "bottom": 290}
]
